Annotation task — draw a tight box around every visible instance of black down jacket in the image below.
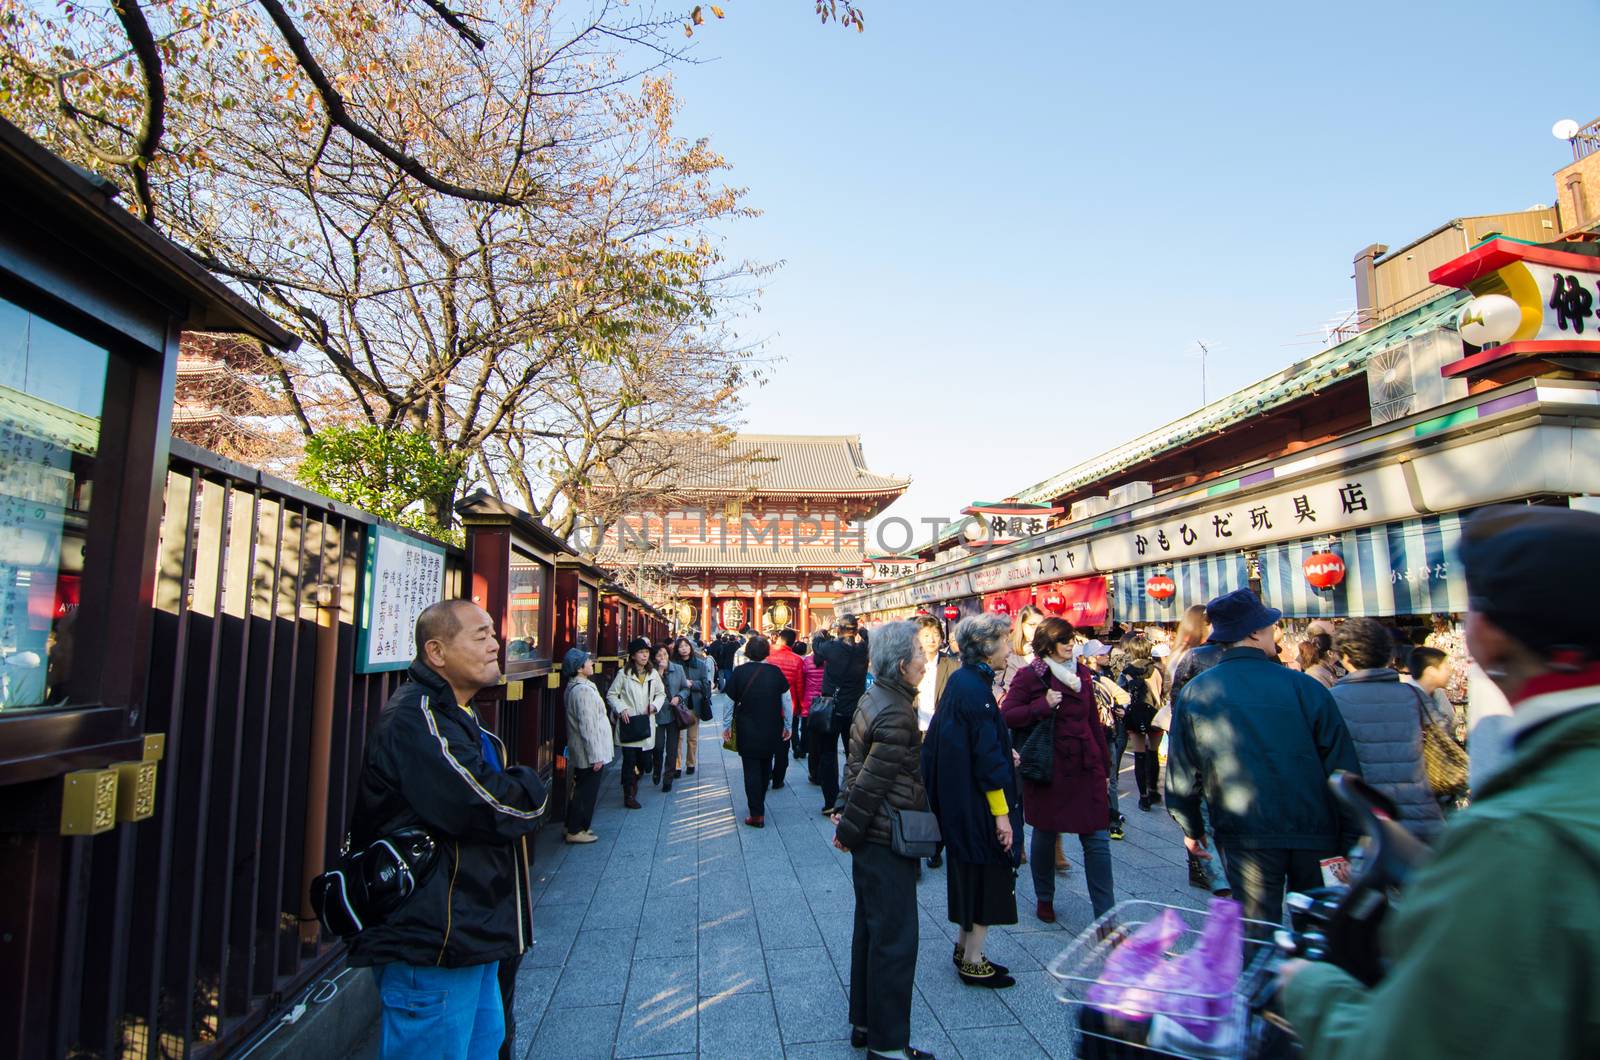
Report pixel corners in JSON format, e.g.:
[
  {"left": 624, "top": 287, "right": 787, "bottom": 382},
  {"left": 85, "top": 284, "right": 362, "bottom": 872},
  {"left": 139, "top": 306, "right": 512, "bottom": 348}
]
[
  {"left": 346, "top": 660, "right": 548, "bottom": 969},
  {"left": 837, "top": 673, "right": 927, "bottom": 850}
]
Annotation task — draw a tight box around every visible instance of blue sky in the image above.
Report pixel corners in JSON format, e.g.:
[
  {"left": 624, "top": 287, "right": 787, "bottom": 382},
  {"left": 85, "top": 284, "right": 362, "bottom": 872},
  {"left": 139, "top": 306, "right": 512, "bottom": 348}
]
[{"left": 669, "top": 0, "right": 1595, "bottom": 537}]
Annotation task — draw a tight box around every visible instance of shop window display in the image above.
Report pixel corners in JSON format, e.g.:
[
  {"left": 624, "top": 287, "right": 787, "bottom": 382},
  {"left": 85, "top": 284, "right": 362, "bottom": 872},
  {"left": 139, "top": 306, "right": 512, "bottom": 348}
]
[{"left": 0, "top": 298, "right": 105, "bottom": 711}]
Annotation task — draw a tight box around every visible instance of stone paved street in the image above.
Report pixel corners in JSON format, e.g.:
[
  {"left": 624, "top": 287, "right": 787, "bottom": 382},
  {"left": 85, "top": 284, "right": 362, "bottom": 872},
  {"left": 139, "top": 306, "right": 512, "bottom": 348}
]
[{"left": 507, "top": 694, "right": 1208, "bottom": 1060}]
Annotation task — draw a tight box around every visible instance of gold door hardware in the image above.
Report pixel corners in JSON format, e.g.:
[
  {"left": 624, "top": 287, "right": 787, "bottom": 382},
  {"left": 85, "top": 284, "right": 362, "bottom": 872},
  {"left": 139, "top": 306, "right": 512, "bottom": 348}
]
[
  {"left": 61, "top": 768, "right": 119, "bottom": 836},
  {"left": 113, "top": 760, "right": 159, "bottom": 822}
]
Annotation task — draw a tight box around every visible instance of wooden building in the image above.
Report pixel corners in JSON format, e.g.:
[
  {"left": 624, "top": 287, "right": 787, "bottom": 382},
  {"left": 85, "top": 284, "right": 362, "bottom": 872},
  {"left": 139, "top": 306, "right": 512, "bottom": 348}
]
[{"left": 596, "top": 434, "right": 909, "bottom": 639}]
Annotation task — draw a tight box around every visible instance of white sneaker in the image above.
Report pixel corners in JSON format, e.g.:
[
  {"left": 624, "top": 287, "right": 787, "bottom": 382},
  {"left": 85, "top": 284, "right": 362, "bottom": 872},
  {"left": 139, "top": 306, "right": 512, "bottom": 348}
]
[{"left": 565, "top": 831, "right": 598, "bottom": 844}]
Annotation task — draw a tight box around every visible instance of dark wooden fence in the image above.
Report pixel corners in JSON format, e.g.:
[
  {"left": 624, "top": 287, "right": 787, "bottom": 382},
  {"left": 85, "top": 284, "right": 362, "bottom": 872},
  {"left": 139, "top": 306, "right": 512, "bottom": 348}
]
[{"left": 63, "top": 441, "right": 464, "bottom": 1058}]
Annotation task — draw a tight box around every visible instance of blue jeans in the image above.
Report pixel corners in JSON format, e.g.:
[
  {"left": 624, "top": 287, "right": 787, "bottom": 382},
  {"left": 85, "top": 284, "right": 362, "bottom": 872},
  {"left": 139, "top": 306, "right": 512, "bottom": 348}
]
[
  {"left": 1031, "top": 828, "right": 1116, "bottom": 918},
  {"left": 1106, "top": 727, "right": 1128, "bottom": 819},
  {"left": 375, "top": 960, "right": 503, "bottom": 1060}
]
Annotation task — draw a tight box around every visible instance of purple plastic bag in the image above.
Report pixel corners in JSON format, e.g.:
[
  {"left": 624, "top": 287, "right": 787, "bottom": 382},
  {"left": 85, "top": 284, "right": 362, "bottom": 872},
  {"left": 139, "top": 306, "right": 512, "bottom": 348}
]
[
  {"left": 1085, "top": 907, "right": 1184, "bottom": 1019},
  {"left": 1148, "top": 897, "right": 1245, "bottom": 1039}
]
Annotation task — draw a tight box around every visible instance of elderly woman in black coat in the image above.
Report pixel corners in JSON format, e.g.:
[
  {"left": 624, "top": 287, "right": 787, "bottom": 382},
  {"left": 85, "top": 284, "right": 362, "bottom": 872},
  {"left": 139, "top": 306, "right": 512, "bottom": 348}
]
[
  {"left": 831, "top": 620, "right": 937, "bottom": 1060},
  {"left": 720, "top": 635, "right": 792, "bottom": 827},
  {"left": 922, "top": 612, "right": 1022, "bottom": 990}
]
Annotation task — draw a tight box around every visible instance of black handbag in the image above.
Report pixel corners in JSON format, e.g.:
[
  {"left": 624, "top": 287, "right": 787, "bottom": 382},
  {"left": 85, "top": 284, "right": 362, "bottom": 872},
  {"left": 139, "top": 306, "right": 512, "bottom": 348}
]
[
  {"left": 697, "top": 698, "right": 714, "bottom": 723},
  {"left": 618, "top": 711, "right": 651, "bottom": 743},
  {"left": 310, "top": 826, "right": 438, "bottom": 939},
  {"left": 1018, "top": 712, "right": 1055, "bottom": 784},
  {"left": 809, "top": 694, "right": 836, "bottom": 735},
  {"left": 887, "top": 805, "right": 941, "bottom": 859}
]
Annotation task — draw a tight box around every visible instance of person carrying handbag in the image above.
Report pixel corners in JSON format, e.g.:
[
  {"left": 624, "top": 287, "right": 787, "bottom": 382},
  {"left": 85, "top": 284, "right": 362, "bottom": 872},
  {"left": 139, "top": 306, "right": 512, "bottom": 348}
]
[
  {"left": 673, "top": 637, "right": 713, "bottom": 777},
  {"left": 831, "top": 621, "right": 938, "bottom": 1060},
  {"left": 999, "top": 617, "right": 1115, "bottom": 925},
  {"left": 607, "top": 637, "right": 663, "bottom": 810}
]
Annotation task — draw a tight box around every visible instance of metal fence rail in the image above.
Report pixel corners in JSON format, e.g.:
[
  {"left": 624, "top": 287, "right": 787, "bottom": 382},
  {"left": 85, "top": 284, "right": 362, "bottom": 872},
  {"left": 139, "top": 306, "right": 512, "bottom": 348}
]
[{"left": 65, "top": 441, "right": 464, "bottom": 1058}]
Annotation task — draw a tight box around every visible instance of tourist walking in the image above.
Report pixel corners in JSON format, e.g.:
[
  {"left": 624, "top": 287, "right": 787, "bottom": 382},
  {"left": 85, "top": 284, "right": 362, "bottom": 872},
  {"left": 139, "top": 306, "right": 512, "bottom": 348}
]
[
  {"left": 1118, "top": 636, "right": 1166, "bottom": 811},
  {"left": 1000, "top": 617, "right": 1116, "bottom": 923},
  {"left": 994, "top": 604, "right": 1045, "bottom": 702},
  {"left": 721, "top": 635, "right": 792, "bottom": 826},
  {"left": 1280, "top": 504, "right": 1600, "bottom": 1059},
  {"left": 607, "top": 637, "right": 663, "bottom": 810},
  {"left": 651, "top": 643, "right": 687, "bottom": 792},
  {"left": 768, "top": 629, "right": 807, "bottom": 788},
  {"left": 1082, "top": 640, "right": 1129, "bottom": 840},
  {"left": 814, "top": 615, "right": 870, "bottom": 815},
  {"left": 1327, "top": 618, "right": 1446, "bottom": 843},
  {"left": 913, "top": 614, "right": 960, "bottom": 735},
  {"left": 1405, "top": 645, "right": 1461, "bottom": 738},
  {"left": 1161, "top": 609, "right": 1229, "bottom": 894},
  {"left": 832, "top": 621, "right": 937, "bottom": 1060},
  {"left": 801, "top": 630, "right": 831, "bottom": 783},
  {"left": 1299, "top": 629, "right": 1343, "bottom": 688},
  {"left": 922, "top": 613, "right": 1021, "bottom": 989},
  {"left": 1165, "top": 590, "right": 1359, "bottom": 925},
  {"left": 347, "top": 601, "right": 546, "bottom": 1060},
  {"left": 561, "top": 648, "right": 612, "bottom": 843},
  {"left": 673, "top": 636, "right": 712, "bottom": 777}
]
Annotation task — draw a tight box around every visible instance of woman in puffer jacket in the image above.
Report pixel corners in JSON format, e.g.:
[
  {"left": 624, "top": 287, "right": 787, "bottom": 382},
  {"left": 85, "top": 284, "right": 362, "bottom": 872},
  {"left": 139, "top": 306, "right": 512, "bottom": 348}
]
[
  {"left": 832, "top": 621, "right": 936, "bottom": 1060},
  {"left": 1328, "top": 619, "right": 1446, "bottom": 843}
]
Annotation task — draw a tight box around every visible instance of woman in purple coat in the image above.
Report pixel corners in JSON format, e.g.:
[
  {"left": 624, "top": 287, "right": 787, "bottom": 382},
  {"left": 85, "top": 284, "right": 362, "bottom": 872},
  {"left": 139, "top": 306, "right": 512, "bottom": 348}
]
[{"left": 1001, "top": 616, "right": 1116, "bottom": 923}]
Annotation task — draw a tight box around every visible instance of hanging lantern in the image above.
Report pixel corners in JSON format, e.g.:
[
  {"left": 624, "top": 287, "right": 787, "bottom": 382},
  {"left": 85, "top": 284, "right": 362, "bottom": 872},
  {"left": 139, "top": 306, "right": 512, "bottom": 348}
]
[
  {"left": 1146, "top": 574, "right": 1177, "bottom": 601},
  {"left": 943, "top": 605, "right": 961, "bottom": 621},
  {"left": 1304, "top": 552, "right": 1347, "bottom": 591},
  {"left": 1041, "top": 590, "right": 1067, "bottom": 615},
  {"left": 768, "top": 601, "right": 793, "bottom": 629},
  {"left": 718, "top": 598, "right": 746, "bottom": 630}
]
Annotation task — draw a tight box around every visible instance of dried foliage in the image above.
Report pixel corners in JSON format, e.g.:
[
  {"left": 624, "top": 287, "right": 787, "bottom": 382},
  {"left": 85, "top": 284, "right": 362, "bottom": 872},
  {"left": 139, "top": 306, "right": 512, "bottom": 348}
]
[{"left": 0, "top": 0, "right": 777, "bottom": 531}]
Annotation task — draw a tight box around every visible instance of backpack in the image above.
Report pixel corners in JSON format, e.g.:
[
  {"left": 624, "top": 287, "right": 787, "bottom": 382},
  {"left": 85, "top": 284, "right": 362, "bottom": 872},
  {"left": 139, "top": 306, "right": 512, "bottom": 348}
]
[{"left": 1121, "top": 667, "right": 1157, "bottom": 733}]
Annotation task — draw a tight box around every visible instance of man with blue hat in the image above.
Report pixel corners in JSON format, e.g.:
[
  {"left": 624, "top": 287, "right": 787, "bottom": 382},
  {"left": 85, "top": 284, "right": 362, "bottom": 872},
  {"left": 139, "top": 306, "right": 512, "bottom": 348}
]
[{"left": 1165, "top": 588, "right": 1359, "bottom": 925}]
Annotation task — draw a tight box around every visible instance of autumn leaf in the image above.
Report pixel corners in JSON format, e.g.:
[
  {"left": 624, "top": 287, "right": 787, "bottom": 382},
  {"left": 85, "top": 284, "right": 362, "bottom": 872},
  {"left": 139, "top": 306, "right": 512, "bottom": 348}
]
[
  {"left": 711, "top": 5, "right": 725, "bottom": 16},
  {"left": 691, "top": 5, "right": 704, "bottom": 24}
]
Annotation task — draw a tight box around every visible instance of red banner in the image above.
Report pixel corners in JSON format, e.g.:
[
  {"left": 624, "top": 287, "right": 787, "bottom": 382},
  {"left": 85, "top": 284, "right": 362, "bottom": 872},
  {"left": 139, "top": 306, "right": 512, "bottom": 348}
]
[{"left": 1035, "top": 576, "right": 1108, "bottom": 629}]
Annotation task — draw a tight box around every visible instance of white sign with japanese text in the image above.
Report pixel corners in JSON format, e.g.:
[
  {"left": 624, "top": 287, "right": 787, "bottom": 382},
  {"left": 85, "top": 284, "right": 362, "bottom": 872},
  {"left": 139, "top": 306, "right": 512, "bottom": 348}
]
[
  {"left": 1093, "top": 463, "right": 1416, "bottom": 570},
  {"left": 358, "top": 525, "right": 449, "bottom": 673}
]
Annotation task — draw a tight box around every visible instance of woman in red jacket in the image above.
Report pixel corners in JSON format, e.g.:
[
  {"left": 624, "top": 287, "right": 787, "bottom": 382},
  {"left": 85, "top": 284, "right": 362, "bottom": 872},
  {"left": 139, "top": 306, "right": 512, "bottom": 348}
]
[{"left": 1000, "top": 616, "right": 1116, "bottom": 924}]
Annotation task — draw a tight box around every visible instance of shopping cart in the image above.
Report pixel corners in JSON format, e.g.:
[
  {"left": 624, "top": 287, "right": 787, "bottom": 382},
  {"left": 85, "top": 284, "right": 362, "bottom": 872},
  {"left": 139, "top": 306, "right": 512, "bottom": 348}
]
[{"left": 1046, "top": 900, "right": 1296, "bottom": 1060}]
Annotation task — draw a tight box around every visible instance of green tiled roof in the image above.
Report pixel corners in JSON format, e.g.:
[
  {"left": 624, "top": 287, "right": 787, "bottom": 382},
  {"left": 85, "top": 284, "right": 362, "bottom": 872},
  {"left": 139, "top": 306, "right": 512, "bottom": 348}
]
[{"left": 921, "top": 291, "right": 1469, "bottom": 552}]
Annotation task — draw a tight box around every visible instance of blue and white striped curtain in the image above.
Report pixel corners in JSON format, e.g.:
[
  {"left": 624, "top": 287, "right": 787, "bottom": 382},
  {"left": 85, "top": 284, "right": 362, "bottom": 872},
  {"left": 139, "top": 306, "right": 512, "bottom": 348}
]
[
  {"left": 1258, "top": 513, "right": 1469, "bottom": 619},
  {"left": 1114, "top": 553, "right": 1251, "bottom": 624}
]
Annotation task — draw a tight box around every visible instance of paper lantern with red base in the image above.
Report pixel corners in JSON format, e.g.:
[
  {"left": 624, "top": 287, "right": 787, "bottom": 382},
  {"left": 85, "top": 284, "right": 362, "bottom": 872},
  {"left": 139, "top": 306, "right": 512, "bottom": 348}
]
[
  {"left": 943, "top": 605, "right": 960, "bottom": 621},
  {"left": 1304, "top": 552, "right": 1347, "bottom": 591},
  {"left": 1041, "top": 590, "right": 1067, "bottom": 615},
  {"left": 1146, "top": 574, "right": 1176, "bottom": 601}
]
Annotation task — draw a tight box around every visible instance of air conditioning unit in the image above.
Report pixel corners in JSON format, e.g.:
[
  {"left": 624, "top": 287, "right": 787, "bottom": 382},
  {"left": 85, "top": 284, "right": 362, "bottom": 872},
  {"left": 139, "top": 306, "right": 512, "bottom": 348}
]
[
  {"left": 1106, "top": 481, "right": 1154, "bottom": 509},
  {"left": 1068, "top": 496, "right": 1112, "bottom": 522},
  {"left": 1367, "top": 328, "right": 1467, "bottom": 425}
]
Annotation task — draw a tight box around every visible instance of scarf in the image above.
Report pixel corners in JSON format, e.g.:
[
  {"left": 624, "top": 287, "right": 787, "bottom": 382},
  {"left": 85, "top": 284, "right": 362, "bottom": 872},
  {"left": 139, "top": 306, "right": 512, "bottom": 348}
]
[{"left": 1044, "top": 656, "right": 1082, "bottom": 693}]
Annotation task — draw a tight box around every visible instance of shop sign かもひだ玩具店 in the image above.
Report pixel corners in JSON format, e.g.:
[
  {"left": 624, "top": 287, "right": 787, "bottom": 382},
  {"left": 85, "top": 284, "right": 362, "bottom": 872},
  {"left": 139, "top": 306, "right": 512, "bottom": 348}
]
[
  {"left": 1092, "top": 463, "right": 1415, "bottom": 570},
  {"left": 358, "top": 525, "right": 448, "bottom": 673}
]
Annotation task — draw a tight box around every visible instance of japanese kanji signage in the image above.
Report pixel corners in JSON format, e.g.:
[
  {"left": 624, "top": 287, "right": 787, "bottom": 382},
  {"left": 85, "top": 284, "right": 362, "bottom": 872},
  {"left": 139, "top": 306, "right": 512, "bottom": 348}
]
[
  {"left": 960, "top": 500, "right": 1063, "bottom": 548},
  {"left": 863, "top": 557, "right": 922, "bottom": 583},
  {"left": 1094, "top": 463, "right": 1413, "bottom": 571},
  {"left": 357, "top": 525, "right": 448, "bottom": 673}
]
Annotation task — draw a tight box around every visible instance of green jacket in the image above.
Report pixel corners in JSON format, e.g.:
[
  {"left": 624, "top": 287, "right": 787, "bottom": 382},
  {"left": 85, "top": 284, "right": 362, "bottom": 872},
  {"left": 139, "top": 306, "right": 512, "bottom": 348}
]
[{"left": 1283, "top": 692, "right": 1600, "bottom": 1058}]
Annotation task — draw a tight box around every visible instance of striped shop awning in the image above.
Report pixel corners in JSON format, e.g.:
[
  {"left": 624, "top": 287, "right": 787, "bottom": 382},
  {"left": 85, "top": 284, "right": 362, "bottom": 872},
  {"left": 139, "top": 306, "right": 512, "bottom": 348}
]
[
  {"left": 1114, "top": 553, "right": 1251, "bottom": 624},
  {"left": 1258, "top": 513, "right": 1469, "bottom": 619}
]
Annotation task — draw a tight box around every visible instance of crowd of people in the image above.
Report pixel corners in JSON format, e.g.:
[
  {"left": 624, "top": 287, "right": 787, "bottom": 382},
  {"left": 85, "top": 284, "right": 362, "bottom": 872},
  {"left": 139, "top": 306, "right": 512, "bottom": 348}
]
[{"left": 338, "top": 505, "right": 1599, "bottom": 1060}]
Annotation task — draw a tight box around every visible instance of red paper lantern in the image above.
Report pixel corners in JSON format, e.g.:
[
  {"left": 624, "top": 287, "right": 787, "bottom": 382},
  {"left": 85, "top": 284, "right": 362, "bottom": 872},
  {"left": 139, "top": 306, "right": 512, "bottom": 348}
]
[
  {"left": 1304, "top": 552, "right": 1347, "bottom": 590},
  {"left": 1146, "top": 574, "right": 1176, "bottom": 601},
  {"left": 943, "top": 605, "right": 961, "bottom": 621},
  {"left": 1041, "top": 590, "right": 1067, "bottom": 615}
]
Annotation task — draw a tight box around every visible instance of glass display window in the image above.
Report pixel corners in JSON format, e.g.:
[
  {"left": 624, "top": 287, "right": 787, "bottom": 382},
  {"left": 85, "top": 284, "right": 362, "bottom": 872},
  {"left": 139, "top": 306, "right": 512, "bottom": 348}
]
[
  {"left": 0, "top": 297, "right": 106, "bottom": 712},
  {"left": 505, "top": 547, "right": 551, "bottom": 667}
]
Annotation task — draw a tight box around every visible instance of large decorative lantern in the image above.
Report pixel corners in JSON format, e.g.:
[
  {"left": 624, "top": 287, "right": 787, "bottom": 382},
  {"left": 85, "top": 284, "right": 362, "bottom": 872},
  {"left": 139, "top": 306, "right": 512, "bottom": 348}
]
[
  {"left": 1041, "top": 590, "right": 1067, "bottom": 615},
  {"left": 767, "top": 601, "right": 793, "bottom": 629},
  {"left": 718, "top": 598, "right": 746, "bottom": 630},
  {"left": 943, "top": 605, "right": 960, "bottom": 621},
  {"left": 1146, "top": 574, "right": 1176, "bottom": 601},
  {"left": 1304, "top": 552, "right": 1347, "bottom": 591}
]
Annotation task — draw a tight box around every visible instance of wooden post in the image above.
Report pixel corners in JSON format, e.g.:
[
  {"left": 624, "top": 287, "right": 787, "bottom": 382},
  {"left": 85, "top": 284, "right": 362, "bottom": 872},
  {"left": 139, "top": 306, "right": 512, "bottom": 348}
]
[
  {"left": 753, "top": 579, "right": 765, "bottom": 634},
  {"left": 799, "top": 589, "right": 810, "bottom": 637},
  {"left": 299, "top": 583, "right": 340, "bottom": 945},
  {"left": 701, "top": 586, "right": 712, "bottom": 642}
]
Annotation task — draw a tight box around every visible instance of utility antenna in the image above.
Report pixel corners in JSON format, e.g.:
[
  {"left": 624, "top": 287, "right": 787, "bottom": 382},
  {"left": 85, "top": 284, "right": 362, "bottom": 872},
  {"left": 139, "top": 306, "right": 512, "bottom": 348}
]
[{"left": 1195, "top": 339, "right": 1211, "bottom": 405}]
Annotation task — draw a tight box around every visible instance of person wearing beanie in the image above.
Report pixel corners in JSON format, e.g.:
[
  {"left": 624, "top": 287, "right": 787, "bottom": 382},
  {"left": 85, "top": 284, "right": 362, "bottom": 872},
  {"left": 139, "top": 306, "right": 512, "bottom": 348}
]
[
  {"left": 1281, "top": 504, "right": 1600, "bottom": 1059},
  {"left": 606, "top": 636, "right": 663, "bottom": 809}
]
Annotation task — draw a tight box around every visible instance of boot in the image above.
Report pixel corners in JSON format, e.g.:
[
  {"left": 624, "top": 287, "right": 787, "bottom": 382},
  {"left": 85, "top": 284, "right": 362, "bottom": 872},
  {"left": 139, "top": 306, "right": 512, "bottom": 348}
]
[
  {"left": 1188, "top": 853, "right": 1211, "bottom": 890},
  {"left": 624, "top": 781, "right": 641, "bottom": 810},
  {"left": 1055, "top": 834, "right": 1071, "bottom": 874},
  {"left": 1134, "top": 752, "right": 1152, "bottom": 811},
  {"left": 1143, "top": 752, "right": 1163, "bottom": 808}
]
